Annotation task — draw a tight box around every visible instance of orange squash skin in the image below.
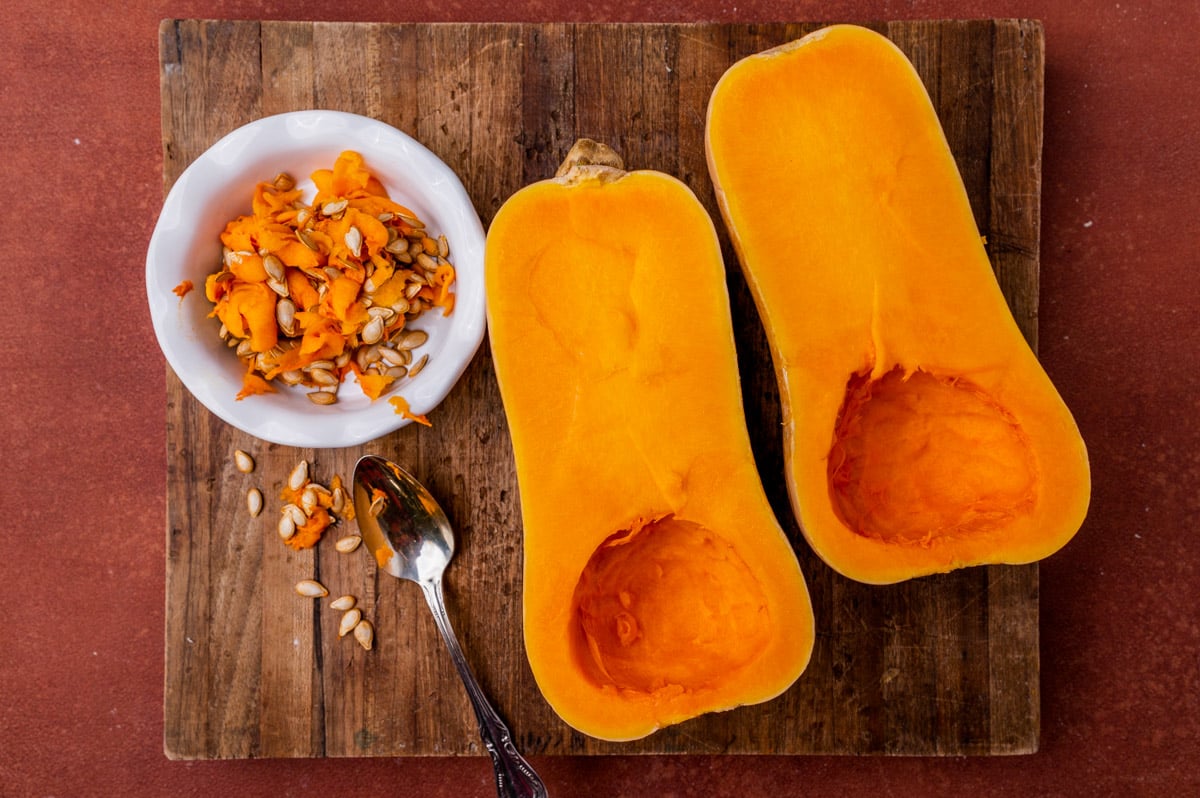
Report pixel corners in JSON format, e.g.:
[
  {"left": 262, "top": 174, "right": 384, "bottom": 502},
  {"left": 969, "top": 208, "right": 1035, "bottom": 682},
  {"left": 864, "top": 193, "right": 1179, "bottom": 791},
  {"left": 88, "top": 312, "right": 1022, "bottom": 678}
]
[
  {"left": 485, "top": 143, "right": 815, "bottom": 741},
  {"left": 705, "top": 26, "right": 1090, "bottom": 584}
]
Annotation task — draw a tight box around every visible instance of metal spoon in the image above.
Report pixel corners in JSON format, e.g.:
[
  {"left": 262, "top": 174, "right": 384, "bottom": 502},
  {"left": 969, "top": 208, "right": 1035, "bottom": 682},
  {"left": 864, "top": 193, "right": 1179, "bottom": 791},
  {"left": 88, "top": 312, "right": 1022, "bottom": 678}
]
[{"left": 353, "top": 455, "right": 548, "bottom": 798}]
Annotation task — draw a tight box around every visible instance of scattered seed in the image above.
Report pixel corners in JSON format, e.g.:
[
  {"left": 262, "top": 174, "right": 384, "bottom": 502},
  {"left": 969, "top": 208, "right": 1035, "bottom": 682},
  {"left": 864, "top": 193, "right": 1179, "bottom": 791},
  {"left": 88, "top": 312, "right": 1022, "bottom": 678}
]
[
  {"left": 330, "top": 595, "right": 356, "bottom": 611},
  {"left": 331, "top": 486, "right": 346, "bottom": 515},
  {"left": 301, "top": 486, "right": 319, "bottom": 515},
  {"left": 233, "top": 450, "right": 255, "bottom": 473},
  {"left": 307, "top": 390, "right": 337, "bottom": 405},
  {"left": 278, "top": 514, "right": 296, "bottom": 541},
  {"left": 335, "top": 535, "right": 362, "bottom": 553},
  {"left": 354, "top": 619, "right": 374, "bottom": 650},
  {"left": 295, "top": 579, "right": 328, "bottom": 598},
  {"left": 288, "top": 460, "right": 309, "bottom": 491},
  {"left": 339, "top": 608, "right": 363, "bottom": 638},
  {"left": 247, "top": 488, "right": 263, "bottom": 517},
  {"left": 282, "top": 503, "right": 307, "bottom": 527}
]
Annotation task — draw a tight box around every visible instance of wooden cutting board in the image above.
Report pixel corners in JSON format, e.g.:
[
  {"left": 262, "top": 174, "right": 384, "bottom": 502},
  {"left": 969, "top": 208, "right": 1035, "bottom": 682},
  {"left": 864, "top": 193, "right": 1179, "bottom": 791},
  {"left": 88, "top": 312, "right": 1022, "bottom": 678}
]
[{"left": 160, "top": 19, "right": 1045, "bottom": 759}]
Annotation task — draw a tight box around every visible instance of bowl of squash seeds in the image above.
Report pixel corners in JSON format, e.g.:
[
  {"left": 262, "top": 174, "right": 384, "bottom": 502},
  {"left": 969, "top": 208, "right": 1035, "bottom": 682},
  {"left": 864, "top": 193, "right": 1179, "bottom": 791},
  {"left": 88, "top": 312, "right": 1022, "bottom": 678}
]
[{"left": 147, "top": 110, "right": 486, "bottom": 447}]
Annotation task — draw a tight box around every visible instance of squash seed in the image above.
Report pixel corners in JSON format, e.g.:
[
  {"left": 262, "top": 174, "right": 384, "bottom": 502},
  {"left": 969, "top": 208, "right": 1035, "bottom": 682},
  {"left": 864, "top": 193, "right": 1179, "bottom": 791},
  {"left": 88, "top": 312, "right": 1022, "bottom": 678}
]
[
  {"left": 295, "top": 579, "right": 328, "bottom": 598},
  {"left": 278, "top": 514, "right": 296, "bottom": 541},
  {"left": 309, "top": 367, "right": 338, "bottom": 387},
  {"left": 321, "top": 198, "right": 348, "bottom": 216},
  {"left": 276, "top": 298, "right": 296, "bottom": 336},
  {"left": 330, "top": 595, "right": 356, "bottom": 611},
  {"left": 354, "top": 619, "right": 374, "bottom": 650},
  {"left": 378, "top": 347, "right": 407, "bottom": 367},
  {"left": 282, "top": 503, "right": 307, "bottom": 527},
  {"left": 263, "top": 253, "right": 285, "bottom": 282},
  {"left": 369, "top": 494, "right": 386, "bottom": 517},
  {"left": 437, "top": 234, "right": 449, "bottom": 259},
  {"left": 288, "top": 460, "right": 309, "bottom": 491},
  {"left": 361, "top": 316, "right": 385, "bottom": 345},
  {"left": 300, "top": 486, "right": 319, "bottom": 515},
  {"left": 246, "top": 488, "right": 263, "bottom": 517},
  {"left": 397, "top": 329, "right": 428, "bottom": 350},
  {"left": 344, "top": 226, "right": 363, "bottom": 256},
  {"left": 307, "top": 391, "right": 337, "bottom": 405},
  {"left": 339, "top": 608, "right": 363, "bottom": 638},
  {"left": 335, "top": 535, "right": 362, "bottom": 553},
  {"left": 408, "top": 353, "right": 429, "bottom": 378},
  {"left": 367, "top": 306, "right": 394, "bottom": 321},
  {"left": 233, "top": 450, "right": 255, "bottom": 473}
]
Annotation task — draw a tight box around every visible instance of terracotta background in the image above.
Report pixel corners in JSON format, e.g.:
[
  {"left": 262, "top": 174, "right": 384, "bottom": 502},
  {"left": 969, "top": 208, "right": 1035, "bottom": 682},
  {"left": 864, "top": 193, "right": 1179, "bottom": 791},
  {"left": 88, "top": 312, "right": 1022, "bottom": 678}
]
[{"left": 1, "top": 1, "right": 1196, "bottom": 796}]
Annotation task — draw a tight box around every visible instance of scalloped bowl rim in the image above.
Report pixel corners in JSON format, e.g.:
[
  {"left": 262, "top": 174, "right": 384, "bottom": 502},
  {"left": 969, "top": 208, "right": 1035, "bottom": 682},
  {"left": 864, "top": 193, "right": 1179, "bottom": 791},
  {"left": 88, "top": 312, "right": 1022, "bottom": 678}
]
[{"left": 146, "top": 110, "right": 486, "bottom": 448}]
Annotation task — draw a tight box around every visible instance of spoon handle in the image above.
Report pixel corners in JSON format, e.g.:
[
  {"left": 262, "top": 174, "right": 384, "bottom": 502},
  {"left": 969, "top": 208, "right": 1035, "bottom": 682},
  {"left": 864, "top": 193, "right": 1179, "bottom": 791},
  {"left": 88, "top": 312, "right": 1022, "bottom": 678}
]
[{"left": 421, "top": 579, "right": 549, "bottom": 798}]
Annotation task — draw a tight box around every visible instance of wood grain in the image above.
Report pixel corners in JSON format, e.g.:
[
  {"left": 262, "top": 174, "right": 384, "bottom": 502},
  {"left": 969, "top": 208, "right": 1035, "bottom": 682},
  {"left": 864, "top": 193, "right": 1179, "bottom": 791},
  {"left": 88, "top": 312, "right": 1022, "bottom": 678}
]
[{"left": 160, "top": 19, "right": 1045, "bottom": 759}]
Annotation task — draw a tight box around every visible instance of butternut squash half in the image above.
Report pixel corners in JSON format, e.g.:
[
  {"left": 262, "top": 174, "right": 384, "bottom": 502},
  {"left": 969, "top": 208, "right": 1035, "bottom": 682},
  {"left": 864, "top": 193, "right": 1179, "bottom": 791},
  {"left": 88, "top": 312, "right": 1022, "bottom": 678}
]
[
  {"left": 705, "top": 25, "right": 1090, "bottom": 584},
  {"left": 486, "top": 140, "right": 814, "bottom": 741}
]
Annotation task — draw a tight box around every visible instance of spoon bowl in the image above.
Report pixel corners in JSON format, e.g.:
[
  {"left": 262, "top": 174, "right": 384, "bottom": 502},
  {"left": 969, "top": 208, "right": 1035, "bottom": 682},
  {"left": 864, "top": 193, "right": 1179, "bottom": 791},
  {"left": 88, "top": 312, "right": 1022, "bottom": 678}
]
[
  {"left": 353, "top": 455, "right": 547, "bottom": 798},
  {"left": 354, "top": 455, "right": 454, "bottom": 584}
]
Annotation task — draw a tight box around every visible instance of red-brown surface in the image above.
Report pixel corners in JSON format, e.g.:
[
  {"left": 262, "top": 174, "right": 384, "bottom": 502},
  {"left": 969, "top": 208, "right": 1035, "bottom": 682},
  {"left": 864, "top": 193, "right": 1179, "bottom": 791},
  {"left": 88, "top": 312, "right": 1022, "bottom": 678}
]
[{"left": 1, "top": 1, "right": 1196, "bottom": 796}]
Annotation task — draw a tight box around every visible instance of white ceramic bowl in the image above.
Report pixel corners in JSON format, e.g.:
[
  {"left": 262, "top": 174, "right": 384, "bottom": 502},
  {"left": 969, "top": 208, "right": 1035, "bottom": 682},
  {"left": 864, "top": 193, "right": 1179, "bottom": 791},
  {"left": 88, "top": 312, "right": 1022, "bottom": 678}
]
[{"left": 147, "top": 110, "right": 486, "bottom": 448}]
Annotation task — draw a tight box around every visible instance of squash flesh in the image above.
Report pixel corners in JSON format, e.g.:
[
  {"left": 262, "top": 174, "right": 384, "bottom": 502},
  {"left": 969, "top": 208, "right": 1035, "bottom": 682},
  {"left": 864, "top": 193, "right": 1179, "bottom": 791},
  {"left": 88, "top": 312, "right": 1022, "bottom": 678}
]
[
  {"left": 486, "top": 150, "right": 814, "bottom": 740},
  {"left": 706, "top": 25, "right": 1090, "bottom": 584},
  {"left": 574, "top": 516, "right": 772, "bottom": 694},
  {"left": 828, "top": 367, "right": 1039, "bottom": 545}
]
